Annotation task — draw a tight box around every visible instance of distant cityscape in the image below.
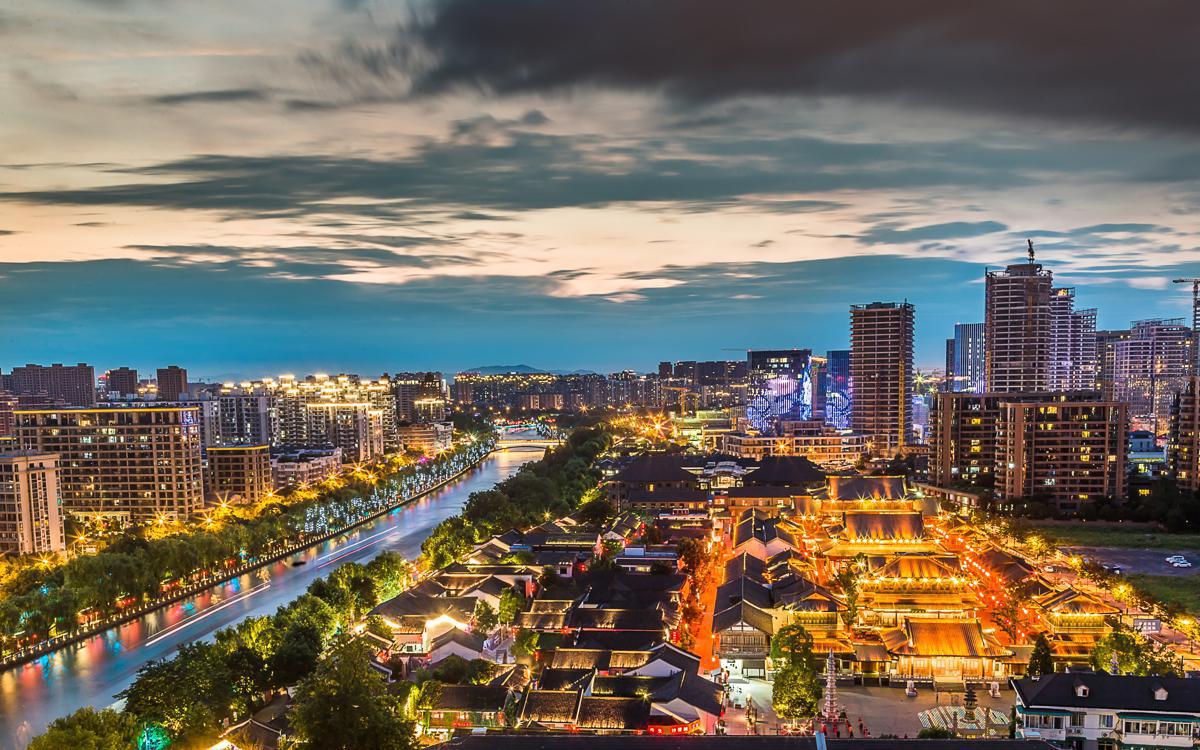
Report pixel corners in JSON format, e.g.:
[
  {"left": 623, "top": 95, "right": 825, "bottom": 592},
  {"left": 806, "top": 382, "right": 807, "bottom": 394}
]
[{"left": 3, "top": 249, "right": 1200, "bottom": 750}]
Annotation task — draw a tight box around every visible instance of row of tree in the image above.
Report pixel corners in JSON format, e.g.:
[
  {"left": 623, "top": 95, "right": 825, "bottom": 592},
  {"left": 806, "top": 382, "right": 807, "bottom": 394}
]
[
  {"left": 30, "top": 550, "right": 414, "bottom": 749},
  {"left": 419, "top": 425, "right": 613, "bottom": 569},
  {"left": 0, "top": 439, "right": 491, "bottom": 648}
]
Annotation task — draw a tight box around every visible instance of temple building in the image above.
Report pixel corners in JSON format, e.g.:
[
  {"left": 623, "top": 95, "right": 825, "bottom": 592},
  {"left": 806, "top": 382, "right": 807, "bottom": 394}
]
[{"left": 880, "top": 618, "right": 1011, "bottom": 684}]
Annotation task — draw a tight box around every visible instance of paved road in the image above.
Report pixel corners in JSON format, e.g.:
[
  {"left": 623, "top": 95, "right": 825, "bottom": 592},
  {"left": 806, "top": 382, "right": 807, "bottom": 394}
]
[
  {"left": 0, "top": 449, "right": 541, "bottom": 750},
  {"left": 1064, "top": 546, "right": 1200, "bottom": 577}
]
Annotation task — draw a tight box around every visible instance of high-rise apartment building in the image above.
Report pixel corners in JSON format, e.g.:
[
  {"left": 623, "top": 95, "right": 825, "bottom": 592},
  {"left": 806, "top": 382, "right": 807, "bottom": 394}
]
[
  {"left": 205, "top": 444, "right": 272, "bottom": 505},
  {"left": 14, "top": 406, "right": 203, "bottom": 522},
  {"left": 1111, "top": 319, "right": 1194, "bottom": 437},
  {"left": 950, "top": 322, "right": 986, "bottom": 393},
  {"left": 996, "top": 398, "right": 1127, "bottom": 512},
  {"left": 212, "top": 390, "right": 273, "bottom": 446},
  {"left": 1170, "top": 377, "right": 1200, "bottom": 493},
  {"left": 390, "top": 372, "right": 447, "bottom": 422},
  {"left": 156, "top": 366, "right": 189, "bottom": 402},
  {"left": 6, "top": 363, "right": 97, "bottom": 407},
  {"left": 930, "top": 390, "right": 1099, "bottom": 489},
  {"left": 745, "top": 349, "right": 814, "bottom": 431},
  {"left": 0, "top": 451, "right": 65, "bottom": 555},
  {"left": 105, "top": 367, "right": 139, "bottom": 398},
  {"left": 305, "top": 402, "right": 384, "bottom": 462},
  {"left": 0, "top": 392, "right": 16, "bottom": 439},
  {"left": 1049, "top": 288, "right": 1098, "bottom": 392},
  {"left": 985, "top": 256, "right": 1053, "bottom": 393},
  {"left": 825, "top": 349, "right": 851, "bottom": 430},
  {"left": 850, "top": 302, "right": 914, "bottom": 454},
  {"left": 1095, "top": 328, "right": 1131, "bottom": 400}
]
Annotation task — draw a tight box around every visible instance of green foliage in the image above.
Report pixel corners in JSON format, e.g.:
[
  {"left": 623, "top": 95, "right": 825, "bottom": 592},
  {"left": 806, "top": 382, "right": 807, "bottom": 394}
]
[
  {"left": 119, "top": 641, "right": 233, "bottom": 744},
  {"left": 575, "top": 496, "right": 615, "bottom": 529},
  {"left": 291, "top": 640, "right": 415, "bottom": 750},
  {"left": 1089, "top": 624, "right": 1183, "bottom": 676},
  {"left": 1, "top": 444, "right": 479, "bottom": 644},
  {"left": 473, "top": 599, "right": 499, "bottom": 633},
  {"left": 28, "top": 707, "right": 138, "bottom": 750},
  {"left": 1028, "top": 633, "right": 1054, "bottom": 676},
  {"left": 497, "top": 587, "right": 525, "bottom": 625},
  {"left": 918, "top": 727, "right": 956, "bottom": 739},
  {"left": 419, "top": 426, "right": 612, "bottom": 569},
  {"left": 771, "top": 623, "right": 822, "bottom": 720}
]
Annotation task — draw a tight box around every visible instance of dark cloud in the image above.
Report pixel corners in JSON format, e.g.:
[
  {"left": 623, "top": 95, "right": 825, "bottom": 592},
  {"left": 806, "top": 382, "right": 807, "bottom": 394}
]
[
  {"left": 147, "top": 88, "right": 273, "bottom": 106},
  {"left": 856, "top": 220, "right": 1008, "bottom": 245},
  {"left": 2, "top": 123, "right": 1119, "bottom": 222},
  {"left": 309, "top": 0, "right": 1200, "bottom": 131}
]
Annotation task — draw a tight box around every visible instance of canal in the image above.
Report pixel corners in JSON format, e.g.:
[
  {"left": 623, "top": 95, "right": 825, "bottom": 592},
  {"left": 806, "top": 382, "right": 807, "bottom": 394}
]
[{"left": 0, "top": 448, "right": 542, "bottom": 749}]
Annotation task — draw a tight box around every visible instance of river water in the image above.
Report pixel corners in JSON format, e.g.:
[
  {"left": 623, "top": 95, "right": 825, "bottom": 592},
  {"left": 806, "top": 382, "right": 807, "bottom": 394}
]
[{"left": 0, "top": 448, "right": 541, "bottom": 749}]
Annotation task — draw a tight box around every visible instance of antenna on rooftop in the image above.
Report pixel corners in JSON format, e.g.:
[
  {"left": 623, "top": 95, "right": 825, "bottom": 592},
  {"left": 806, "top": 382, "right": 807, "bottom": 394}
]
[{"left": 1027, "top": 239, "right": 1036, "bottom": 263}]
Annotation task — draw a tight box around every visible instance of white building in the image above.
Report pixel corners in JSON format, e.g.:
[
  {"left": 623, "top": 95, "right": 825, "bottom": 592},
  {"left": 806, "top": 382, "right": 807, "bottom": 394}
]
[
  {"left": 1013, "top": 672, "right": 1200, "bottom": 750},
  {"left": 0, "top": 451, "right": 65, "bottom": 555}
]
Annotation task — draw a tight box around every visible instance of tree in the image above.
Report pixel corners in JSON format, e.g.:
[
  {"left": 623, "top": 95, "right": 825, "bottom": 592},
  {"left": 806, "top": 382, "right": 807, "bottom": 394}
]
[
  {"left": 290, "top": 640, "right": 415, "bottom": 750},
  {"left": 918, "top": 727, "right": 955, "bottom": 739},
  {"left": 1028, "top": 633, "right": 1054, "bottom": 676},
  {"left": 1089, "top": 625, "right": 1183, "bottom": 676},
  {"left": 575, "top": 496, "right": 615, "bottom": 529},
  {"left": 28, "top": 707, "right": 137, "bottom": 750},
  {"left": 473, "top": 599, "right": 499, "bottom": 633},
  {"left": 119, "top": 642, "right": 233, "bottom": 744},
  {"left": 772, "top": 663, "right": 822, "bottom": 721},
  {"left": 497, "top": 587, "right": 524, "bottom": 626},
  {"left": 270, "top": 622, "right": 325, "bottom": 688},
  {"left": 771, "top": 623, "right": 822, "bottom": 721}
]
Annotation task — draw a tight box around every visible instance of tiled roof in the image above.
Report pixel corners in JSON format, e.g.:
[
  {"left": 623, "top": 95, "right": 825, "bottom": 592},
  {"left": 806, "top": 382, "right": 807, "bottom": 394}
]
[
  {"left": 432, "top": 685, "right": 509, "bottom": 712},
  {"left": 827, "top": 475, "right": 906, "bottom": 501},
  {"left": 615, "top": 456, "right": 697, "bottom": 483},
  {"left": 520, "top": 690, "right": 584, "bottom": 725},
  {"left": 1013, "top": 672, "right": 1200, "bottom": 714},
  {"left": 713, "top": 597, "right": 775, "bottom": 635},
  {"left": 883, "top": 618, "right": 1010, "bottom": 658},
  {"left": 843, "top": 511, "right": 924, "bottom": 541},
  {"left": 742, "top": 456, "right": 825, "bottom": 487},
  {"left": 567, "top": 608, "right": 667, "bottom": 631},
  {"left": 538, "top": 667, "right": 597, "bottom": 691},
  {"left": 577, "top": 696, "right": 651, "bottom": 730}
]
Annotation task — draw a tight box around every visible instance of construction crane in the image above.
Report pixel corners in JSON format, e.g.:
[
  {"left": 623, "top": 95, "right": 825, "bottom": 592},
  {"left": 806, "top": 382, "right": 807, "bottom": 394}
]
[{"left": 1174, "top": 278, "right": 1200, "bottom": 369}]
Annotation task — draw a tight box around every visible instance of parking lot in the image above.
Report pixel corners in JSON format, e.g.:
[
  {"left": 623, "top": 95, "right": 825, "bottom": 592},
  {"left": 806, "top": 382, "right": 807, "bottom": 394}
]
[{"left": 1065, "top": 546, "right": 1200, "bottom": 577}]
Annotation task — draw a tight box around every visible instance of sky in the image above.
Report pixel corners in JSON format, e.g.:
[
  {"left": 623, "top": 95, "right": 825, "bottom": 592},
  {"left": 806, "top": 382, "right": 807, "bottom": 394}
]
[{"left": 2, "top": 0, "right": 1199, "bottom": 380}]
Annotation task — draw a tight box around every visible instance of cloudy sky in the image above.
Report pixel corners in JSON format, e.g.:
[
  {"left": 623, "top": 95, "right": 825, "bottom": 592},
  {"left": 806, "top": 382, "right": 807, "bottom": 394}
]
[{"left": 2, "top": 0, "right": 1199, "bottom": 379}]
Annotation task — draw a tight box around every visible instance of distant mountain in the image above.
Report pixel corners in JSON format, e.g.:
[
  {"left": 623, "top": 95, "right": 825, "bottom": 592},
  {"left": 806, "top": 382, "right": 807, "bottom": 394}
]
[{"left": 460, "top": 364, "right": 548, "bottom": 375}]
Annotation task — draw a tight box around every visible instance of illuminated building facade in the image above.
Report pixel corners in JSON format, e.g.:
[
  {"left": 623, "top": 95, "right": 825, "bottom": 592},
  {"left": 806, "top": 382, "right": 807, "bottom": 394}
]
[
  {"left": 1169, "top": 377, "right": 1200, "bottom": 493},
  {"left": 746, "top": 349, "right": 813, "bottom": 434},
  {"left": 850, "top": 302, "right": 914, "bottom": 454},
  {"left": 949, "top": 322, "right": 986, "bottom": 393},
  {"left": 13, "top": 406, "right": 203, "bottom": 522},
  {"left": 1049, "top": 287, "right": 1097, "bottom": 392},
  {"left": 205, "top": 444, "right": 272, "bottom": 505},
  {"left": 0, "top": 451, "right": 65, "bottom": 555},
  {"left": 985, "top": 260, "right": 1053, "bottom": 393},
  {"left": 5, "top": 363, "right": 97, "bottom": 407},
  {"left": 155, "top": 365, "right": 189, "bottom": 402},
  {"left": 1111, "top": 318, "right": 1194, "bottom": 437},
  {"left": 996, "top": 398, "right": 1128, "bottom": 512}
]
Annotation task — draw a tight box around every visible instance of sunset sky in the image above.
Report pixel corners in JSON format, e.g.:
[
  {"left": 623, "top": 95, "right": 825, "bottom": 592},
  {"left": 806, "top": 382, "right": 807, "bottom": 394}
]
[{"left": 3, "top": 0, "right": 1198, "bottom": 379}]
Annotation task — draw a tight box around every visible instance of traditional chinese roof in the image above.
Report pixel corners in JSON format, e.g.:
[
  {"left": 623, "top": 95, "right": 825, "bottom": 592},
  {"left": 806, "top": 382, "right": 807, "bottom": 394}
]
[
  {"left": 538, "top": 667, "right": 597, "bottom": 691},
  {"left": 712, "top": 596, "right": 775, "bottom": 636},
  {"left": 742, "top": 455, "right": 825, "bottom": 487},
  {"left": 549, "top": 648, "right": 654, "bottom": 671},
  {"left": 515, "top": 611, "right": 568, "bottom": 630},
  {"left": 1035, "top": 589, "right": 1120, "bottom": 616},
  {"left": 369, "top": 593, "right": 475, "bottom": 621},
  {"left": 1013, "top": 672, "right": 1200, "bottom": 715},
  {"left": 870, "top": 554, "right": 963, "bottom": 581},
  {"left": 520, "top": 690, "right": 585, "bottom": 725},
  {"left": 568, "top": 608, "right": 667, "bottom": 631},
  {"left": 625, "top": 488, "right": 711, "bottom": 505},
  {"left": 828, "top": 475, "right": 906, "bottom": 501},
  {"left": 882, "top": 618, "right": 1010, "bottom": 658},
  {"left": 843, "top": 511, "right": 924, "bottom": 541},
  {"left": 432, "top": 685, "right": 509, "bottom": 712},
  {"left": 725, "top": 552, "right": 768, "bottom": 584},
  {"left": 615, "top": 456, "right": 697, "bottom": 484},
  {"left": 576, "top": 696, "right": 651, "bottom": 730}
]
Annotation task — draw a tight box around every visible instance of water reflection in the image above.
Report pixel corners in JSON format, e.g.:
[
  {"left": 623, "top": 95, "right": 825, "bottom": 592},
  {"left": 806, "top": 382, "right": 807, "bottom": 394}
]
[{"left": 0, "top": 449, "right": 539, "bottom": 749}]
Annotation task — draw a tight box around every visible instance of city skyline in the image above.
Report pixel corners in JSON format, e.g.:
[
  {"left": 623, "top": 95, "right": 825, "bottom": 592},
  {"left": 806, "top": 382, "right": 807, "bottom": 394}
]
[{"left": 4, "top": 1, "right": 1200, "bottom": 376}]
